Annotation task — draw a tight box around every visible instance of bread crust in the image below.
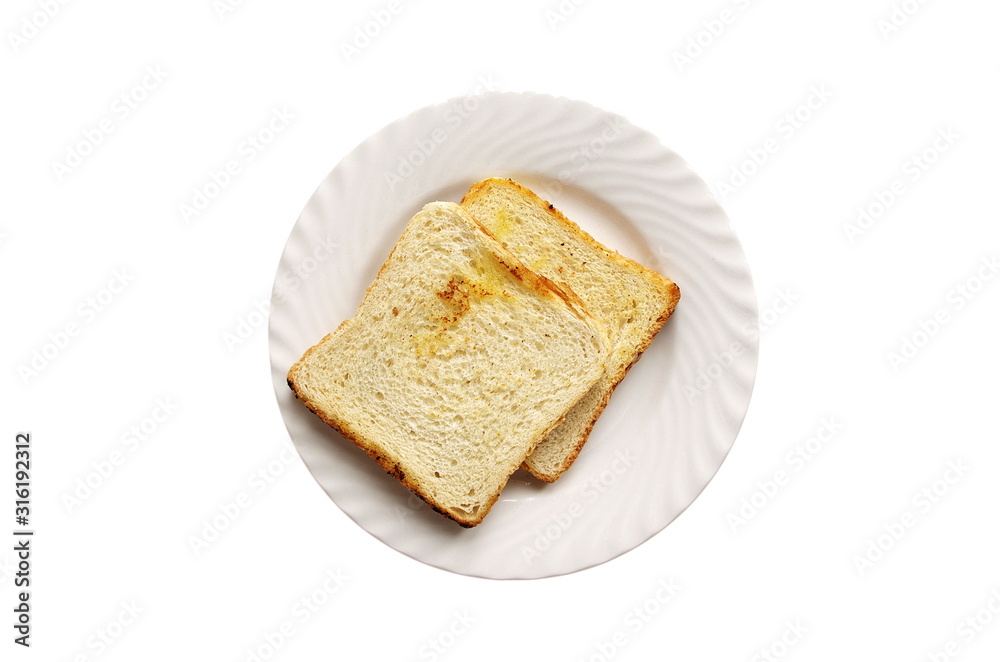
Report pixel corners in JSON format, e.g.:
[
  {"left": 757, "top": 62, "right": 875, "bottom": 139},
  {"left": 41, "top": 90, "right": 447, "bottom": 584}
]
[
  {"left": 462, "top": 179, "right": 680, "bottom": 482},
  {"left": 465, "top": 210, "right": 598, "bottom": 326}
]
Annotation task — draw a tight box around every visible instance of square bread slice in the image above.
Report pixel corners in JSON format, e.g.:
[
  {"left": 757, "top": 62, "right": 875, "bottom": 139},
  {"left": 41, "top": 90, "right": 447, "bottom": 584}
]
[
  {"left": 287, "top": 201, "right": 609, "bottom": 527},
  {"left": 461, "top": 179, "right": 681, "bottom": 482}
]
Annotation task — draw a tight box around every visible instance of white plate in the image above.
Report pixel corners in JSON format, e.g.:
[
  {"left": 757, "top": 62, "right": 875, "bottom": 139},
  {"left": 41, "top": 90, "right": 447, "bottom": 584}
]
[{"left": 268, "top": 92, "right": 758, "bottom": 579}]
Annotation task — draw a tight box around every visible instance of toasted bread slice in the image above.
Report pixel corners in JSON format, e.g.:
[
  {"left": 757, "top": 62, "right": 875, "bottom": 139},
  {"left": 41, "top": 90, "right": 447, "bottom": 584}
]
[
  {"left": 461, "top": 179, "right": 680, "bottom": 482},
  {"left": 287, "top": 202, "right": 609, "bottom": 526}
]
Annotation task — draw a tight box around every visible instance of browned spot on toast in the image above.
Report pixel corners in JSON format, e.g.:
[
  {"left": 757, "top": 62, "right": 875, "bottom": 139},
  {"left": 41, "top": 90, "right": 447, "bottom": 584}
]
[{"left": 436, "top": 277, "right": 495, "bottom": 318}]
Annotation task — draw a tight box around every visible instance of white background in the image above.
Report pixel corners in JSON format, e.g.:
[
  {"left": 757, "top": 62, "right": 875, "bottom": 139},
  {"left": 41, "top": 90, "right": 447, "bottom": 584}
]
[{"left": 3, "top": 0, "right": 1000, "bottom": 660}]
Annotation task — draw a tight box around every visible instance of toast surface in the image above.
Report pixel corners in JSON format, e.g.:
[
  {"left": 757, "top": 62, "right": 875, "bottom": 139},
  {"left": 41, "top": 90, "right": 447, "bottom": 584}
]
[
  {"left": 287, "top": 201, "right": 609, "bottom": 526},
  {"left": 461, "top": 179, "right": 680, "bottom": 481}
]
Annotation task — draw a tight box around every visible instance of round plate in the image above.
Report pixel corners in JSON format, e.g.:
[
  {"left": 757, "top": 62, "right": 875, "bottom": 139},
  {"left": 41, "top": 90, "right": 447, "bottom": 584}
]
[{"left": 268, "top": 92, "right": 758, "bottom": 579}]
